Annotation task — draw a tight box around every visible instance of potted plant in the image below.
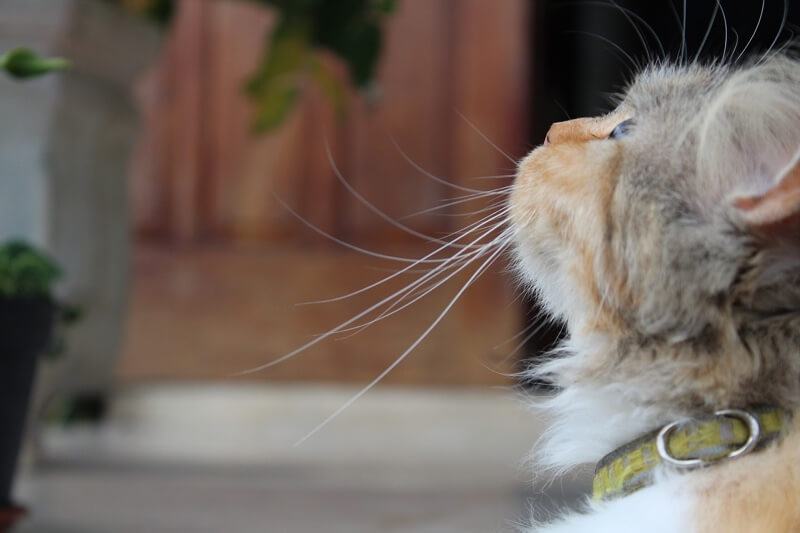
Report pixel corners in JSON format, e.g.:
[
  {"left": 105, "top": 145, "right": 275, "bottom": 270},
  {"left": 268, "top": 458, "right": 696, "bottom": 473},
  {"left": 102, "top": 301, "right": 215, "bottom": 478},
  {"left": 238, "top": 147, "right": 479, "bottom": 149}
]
[{"left": 0, "top": 242, "right": 60, "bottom": 530}]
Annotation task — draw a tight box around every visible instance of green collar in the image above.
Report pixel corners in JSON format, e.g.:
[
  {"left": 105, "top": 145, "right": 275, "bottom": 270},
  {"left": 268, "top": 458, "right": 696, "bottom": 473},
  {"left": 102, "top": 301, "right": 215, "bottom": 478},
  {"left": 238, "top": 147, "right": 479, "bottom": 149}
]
[{"left": 592, "top": 406, "right": 792, "bottom": 501}]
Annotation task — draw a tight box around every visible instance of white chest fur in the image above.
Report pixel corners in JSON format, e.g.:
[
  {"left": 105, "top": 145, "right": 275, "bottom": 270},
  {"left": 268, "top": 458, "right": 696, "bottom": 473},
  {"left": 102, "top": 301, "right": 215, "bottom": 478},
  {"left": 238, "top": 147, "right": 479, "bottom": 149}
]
[{"left": 529, "top": 473, "right": 692, "bottom": 532}]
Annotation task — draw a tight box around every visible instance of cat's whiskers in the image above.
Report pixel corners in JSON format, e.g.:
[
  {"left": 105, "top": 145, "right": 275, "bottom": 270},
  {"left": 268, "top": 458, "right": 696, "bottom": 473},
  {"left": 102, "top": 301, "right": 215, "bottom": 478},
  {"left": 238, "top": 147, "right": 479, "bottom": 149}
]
[
  {"left": 568, "top": 1, "right": 667, "bottom": 59},
  {"left": 314, "top": 214, "right": 512, "bottom": 335},
  {"left": 424, "top": 199, "right": 510, "bottom": 219},
  {"left": 335, "top": 224, "right": 515, "bottom": 338},
  {"left": 455, "top": 110, "right": 518, "bottom": 165},
  {"left": 716, "top": 0, "right": 730, "bottom": 61},
  {"left": 681, "top": 0, "right": 688, "bottom": 64},
  {"left": 233, "top": 233, "right": 497, "bottom": 374},
  {"left": 473, "top": 175, "right": 517, "bottom": 181},
  {"left": 564, "top": 30, "right": 641, "bottom": 72},
  {"left": 765, "top": 0, "right": 790, "bottom": 61},
  {"left": 694, "top": 0, "right": 720, "bottom": 63},
  {"left": 391, "top": 137, "right": 488, "bottom": 194},
  {"left": 295, "top": 238, "right": 512, "bottom": 446},
  {"left": 736, "top": 0, "right": 766, "bottom": 64},
  {"left": 729, "top": 28, "right": 741, "bottom": 62},
  {"left": 665, "top": 0, "right": 686, "bottom": 63},
  {"left": 326, "top": 142, "right": 495, "bottom": 250},
  {"left": 276, "top": 197, "right": 468, "bottom": 265},
  {"left": 400, "top": 187, "right": 512, "bottom": 220},
  {"left": 607, "top": 0, "right": 660, "bottom": 63},
  {"left": 299, "top": 206, "right": 512, "bottom": 307}
]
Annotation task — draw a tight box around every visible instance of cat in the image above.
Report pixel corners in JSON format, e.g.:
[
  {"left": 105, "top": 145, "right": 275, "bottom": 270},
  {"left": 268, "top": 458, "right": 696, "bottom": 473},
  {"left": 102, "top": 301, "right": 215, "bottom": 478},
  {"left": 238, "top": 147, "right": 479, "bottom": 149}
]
[{"left": 510, "top": 51, "right": 800, "bottom": 531}]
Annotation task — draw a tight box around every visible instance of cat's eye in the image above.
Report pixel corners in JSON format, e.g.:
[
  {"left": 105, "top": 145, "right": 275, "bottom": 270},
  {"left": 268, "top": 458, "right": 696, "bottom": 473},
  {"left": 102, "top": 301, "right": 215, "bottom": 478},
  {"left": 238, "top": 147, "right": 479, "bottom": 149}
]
[{"left": 609, "top": 118, "right": 635, "bottom": 140}]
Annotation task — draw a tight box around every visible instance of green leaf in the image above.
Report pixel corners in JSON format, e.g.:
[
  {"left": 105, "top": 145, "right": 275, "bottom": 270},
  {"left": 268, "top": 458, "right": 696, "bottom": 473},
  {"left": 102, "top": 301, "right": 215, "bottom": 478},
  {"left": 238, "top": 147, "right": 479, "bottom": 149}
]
[
  {"left": 0, "top": 48, "right": 70, "bottom": 79},
  {"left": 245, "top": 0, "right": 397, "bottom": 133},
  {"left": 310, "top": 1, "right": 387, "bottom": 88},
  {"left": 0, "top": 240, "right": 62, "bottom": 298},
  {"left": 251, "top": 84, "right": 301, "bottom": 132},
  {"left": 246, "top": 21, "right": 311, "bottom": 96},
  {"left": 310, "top": 56, "right": 347, "bottom": 117}
]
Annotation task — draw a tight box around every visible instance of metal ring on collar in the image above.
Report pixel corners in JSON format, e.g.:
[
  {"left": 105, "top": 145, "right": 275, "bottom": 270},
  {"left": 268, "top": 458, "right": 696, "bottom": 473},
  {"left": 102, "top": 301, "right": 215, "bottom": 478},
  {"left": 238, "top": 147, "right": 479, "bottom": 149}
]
[{"left": 655, "top": 408, "right": 762, "bottom": 468}]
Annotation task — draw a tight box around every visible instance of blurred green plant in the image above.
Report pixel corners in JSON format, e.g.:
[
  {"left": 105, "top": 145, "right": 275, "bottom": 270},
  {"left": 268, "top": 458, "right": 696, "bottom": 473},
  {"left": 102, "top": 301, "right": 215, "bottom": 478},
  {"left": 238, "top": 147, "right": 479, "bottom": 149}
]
[
  {"left": 246, "top": 0, "right": 397, "bottom": 131},
  {"left": 0, "top": 241, "right": 62, "bottom": 299},
  {"left": 0, "top": 241, "right": 83, "bottom": 359},
  {"left": 109, "top": 0, "right": 397, "bottom": 132},
  {"left": 0, "top": 48, "right": 70, "bottom": 79}
]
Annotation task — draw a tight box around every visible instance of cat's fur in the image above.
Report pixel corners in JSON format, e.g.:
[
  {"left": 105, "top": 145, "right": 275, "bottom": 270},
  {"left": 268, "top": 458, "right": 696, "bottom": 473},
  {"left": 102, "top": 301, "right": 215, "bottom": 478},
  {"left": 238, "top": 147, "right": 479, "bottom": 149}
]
[{"left": 510, "top": 54, "right": 800, "bottom": 531}]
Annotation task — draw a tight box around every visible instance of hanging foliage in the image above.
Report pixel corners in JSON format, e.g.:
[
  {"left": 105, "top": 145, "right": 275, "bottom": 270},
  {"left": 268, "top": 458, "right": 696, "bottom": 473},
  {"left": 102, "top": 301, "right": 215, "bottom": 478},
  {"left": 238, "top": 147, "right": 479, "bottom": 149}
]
[
  {"left": 246, "top": 0, "right": 396, "bottom": 131},
  {"left": 108, "top": 0, "right": 397, "bottom": 132}
]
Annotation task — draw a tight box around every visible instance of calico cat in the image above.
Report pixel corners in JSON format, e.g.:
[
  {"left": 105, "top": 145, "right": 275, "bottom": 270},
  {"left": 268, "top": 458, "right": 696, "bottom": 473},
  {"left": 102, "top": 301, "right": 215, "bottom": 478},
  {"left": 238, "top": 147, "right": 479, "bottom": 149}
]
[{"left": 511, "top": 53, "right": 800, "bottom": 531}]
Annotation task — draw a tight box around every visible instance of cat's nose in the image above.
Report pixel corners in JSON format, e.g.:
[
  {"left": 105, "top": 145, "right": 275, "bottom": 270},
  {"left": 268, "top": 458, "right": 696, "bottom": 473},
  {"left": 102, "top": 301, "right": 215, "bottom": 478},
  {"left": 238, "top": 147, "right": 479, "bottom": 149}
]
[{"left": 544, "top": 118, "right": 596, "bottom": 145}]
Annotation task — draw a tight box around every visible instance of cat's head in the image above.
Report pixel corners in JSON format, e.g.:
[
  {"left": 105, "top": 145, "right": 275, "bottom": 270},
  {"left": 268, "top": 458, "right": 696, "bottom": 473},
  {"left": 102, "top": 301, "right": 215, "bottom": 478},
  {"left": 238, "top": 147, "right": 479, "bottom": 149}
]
[{"left": 511, "top": 54, "right": 800, "bottom": 409}]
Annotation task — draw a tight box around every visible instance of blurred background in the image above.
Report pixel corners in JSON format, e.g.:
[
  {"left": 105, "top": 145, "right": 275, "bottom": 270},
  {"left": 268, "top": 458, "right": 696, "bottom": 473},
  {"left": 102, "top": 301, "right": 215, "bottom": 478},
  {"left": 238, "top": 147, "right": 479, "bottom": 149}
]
[{"left": 0, "top": 0, "right": 796, "bottom": 531}]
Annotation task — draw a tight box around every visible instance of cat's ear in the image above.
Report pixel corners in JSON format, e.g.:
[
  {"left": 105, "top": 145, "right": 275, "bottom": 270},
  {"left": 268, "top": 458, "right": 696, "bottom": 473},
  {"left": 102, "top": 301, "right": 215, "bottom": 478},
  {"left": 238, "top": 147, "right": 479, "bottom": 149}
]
[{"left": 734, "top": 152, "right": 800, "bottom": 228}]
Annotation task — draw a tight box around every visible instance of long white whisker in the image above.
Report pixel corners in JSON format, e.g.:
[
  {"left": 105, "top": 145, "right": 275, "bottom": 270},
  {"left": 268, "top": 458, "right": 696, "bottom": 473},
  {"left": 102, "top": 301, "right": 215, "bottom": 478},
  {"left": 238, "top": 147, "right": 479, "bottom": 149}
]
[
  {"left": 276, "top": 196, "right": 458, "bottom": 264},
  {"left": 559, "top": 1, "right": 665, "bottom": 59},
  {"left": 390, "top": 137, "right": 486, "bottom": 194},
  {"left": 717, "top": 0, "right": 729, "bottom": 61},
  {"left": 681, "top": 0, "right": 688, "bottom": 64},
  {"left": 473, "top": 174, "right": 517, "bottom": 180},
  {"left": 607, "top": 0, "right": 653, "bottom": 63},
  {"left": 326, "top": 141, "right": 483, "bottom": 249},
  {"left": 565, "top": 30, "right": 640, "bottom": 72},
  {"left": 736, "top": 0, "right": 766, "bottom": 64},
  {"left": 336, "top": 248, "right": 495, "bottom": 338},
  {"left": 233, "top": 214, "right": 510, "bottom": 375},
  {"left": 401, "top": 190, "right": 510, "bottom": 219},
  {"left": 765, "top": 0, "right": 789, "bottom": 61},
  {"left": 336, "top": 227, "right": 514, "bottom": 336},
  {"left": 695, "top": 0, "right": 720, "bottom": 63},
  {"left": 443, "top": 206, "right": 512, "bottom": 241},
  {"left": 455, "top": 110, "right": 517, "bottom": 165},
  {"left": 431, "top": 201, "right": 510, "bottom": 219},
  {"left": 300, "top": 208, "right": 511, "bottom": 306},
  {"left": 729, "top": 29, "right": 741, "bottom": 63},
  {"left": 294, "top": 240, "right": 511, "bottom": 446}
]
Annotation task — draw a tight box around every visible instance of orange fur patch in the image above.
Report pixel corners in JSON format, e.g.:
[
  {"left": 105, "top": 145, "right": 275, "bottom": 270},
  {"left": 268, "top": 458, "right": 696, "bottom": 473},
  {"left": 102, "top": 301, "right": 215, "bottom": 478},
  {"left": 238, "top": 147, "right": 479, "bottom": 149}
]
[
  {"left": 693, "top": 416, "right": 800, "bottom": 532},
  {"left": 512, "top": 113, "right": 626, "bottom": 333}
]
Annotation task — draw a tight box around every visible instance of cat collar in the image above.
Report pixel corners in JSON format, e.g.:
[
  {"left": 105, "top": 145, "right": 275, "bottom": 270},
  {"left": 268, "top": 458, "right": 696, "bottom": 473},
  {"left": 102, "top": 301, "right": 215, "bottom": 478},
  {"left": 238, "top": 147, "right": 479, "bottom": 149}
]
[{"left": 592, "top": 406, "right": 792, "bottom": 501}]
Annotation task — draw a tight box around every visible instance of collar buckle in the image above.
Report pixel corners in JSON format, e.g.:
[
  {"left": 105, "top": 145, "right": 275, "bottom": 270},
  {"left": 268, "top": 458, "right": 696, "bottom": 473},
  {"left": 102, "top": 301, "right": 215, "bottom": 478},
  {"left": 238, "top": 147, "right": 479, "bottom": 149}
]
[{"left": 655, "top": 408, "right": 762, "bottom": 468}]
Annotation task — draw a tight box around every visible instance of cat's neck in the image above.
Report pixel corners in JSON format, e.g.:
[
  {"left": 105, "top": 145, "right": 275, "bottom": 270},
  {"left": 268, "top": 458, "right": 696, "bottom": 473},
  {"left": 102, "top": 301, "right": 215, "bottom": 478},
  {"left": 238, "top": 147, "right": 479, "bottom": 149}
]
[
  {"left": 533, "top": 313, "right": 800, "bottom": 471},
  {"left": 534, "top": 381, "right": 676, "bottom": 470}
]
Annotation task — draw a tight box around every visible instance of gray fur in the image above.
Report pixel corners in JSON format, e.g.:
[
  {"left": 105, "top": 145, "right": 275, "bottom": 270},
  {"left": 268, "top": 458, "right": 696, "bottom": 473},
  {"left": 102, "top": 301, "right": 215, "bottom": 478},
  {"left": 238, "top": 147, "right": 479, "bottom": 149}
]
[{"left": 512, "top": 53, "right": 800, "bottom": 430}]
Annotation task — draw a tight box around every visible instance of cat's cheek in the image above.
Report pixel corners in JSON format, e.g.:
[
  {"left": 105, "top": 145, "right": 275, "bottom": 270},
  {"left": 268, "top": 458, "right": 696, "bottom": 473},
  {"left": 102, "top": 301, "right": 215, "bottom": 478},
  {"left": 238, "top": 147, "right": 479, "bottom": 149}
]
[{"left": 511, "top": 242, "right": 572, "bottom": 320}]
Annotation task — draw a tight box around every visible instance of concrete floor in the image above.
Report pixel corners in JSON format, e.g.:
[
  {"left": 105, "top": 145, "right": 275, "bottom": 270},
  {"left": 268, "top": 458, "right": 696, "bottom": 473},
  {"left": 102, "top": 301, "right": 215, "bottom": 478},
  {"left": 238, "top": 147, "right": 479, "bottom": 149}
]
[{"left": 12, "top": 385, "right": 589, "bottom": 532}]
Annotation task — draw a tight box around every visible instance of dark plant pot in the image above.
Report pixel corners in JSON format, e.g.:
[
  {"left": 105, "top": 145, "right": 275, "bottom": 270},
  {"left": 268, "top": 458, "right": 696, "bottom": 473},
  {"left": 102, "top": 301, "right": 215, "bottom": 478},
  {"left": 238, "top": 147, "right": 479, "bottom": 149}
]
[{"left": 0, "top": 296, "right": 55, "bottom": 513}]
